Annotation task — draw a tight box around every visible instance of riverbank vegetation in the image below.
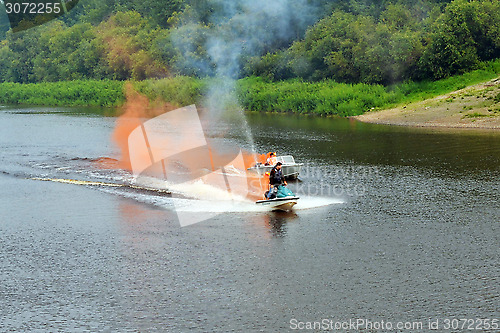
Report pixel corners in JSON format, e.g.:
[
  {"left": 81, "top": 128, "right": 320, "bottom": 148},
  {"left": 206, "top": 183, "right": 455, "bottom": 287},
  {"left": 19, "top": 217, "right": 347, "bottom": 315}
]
[
  {"left": 0, "top": 0, "right": 499, "bottom": 115},
  {"left": 0, "top": 80, "right": 125, "bottom": 106},
  {"left": 1, "top": 61, "right": 498, "bottom": 116},
  {"left": 238, "top": 62, "right": 500, "bottom": 115}
]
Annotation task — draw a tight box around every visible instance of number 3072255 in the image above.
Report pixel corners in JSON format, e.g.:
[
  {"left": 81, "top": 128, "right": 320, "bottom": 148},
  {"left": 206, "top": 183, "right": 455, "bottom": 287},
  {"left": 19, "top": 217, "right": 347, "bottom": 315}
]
[{"left": 5, "top": 2, "right": 61, "bottom": 14}]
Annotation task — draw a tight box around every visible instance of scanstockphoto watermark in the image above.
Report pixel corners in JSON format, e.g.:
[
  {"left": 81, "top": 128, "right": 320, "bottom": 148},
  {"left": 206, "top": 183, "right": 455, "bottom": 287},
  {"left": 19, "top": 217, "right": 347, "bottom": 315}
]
[
  {"left": 290, "top": 318, "right": 424, "bottom": 331},
  {"left": 300, "top": 164, "right": 380, "bottom": 181},
  {"left": 294, "top": 182, "right": 366, "bottom": 197},
  {"left": 295, "top": 164, "right": 379, "bottom": 197},
  {"left": 290, "top": 318, "right": 500, "bottom": 331}
]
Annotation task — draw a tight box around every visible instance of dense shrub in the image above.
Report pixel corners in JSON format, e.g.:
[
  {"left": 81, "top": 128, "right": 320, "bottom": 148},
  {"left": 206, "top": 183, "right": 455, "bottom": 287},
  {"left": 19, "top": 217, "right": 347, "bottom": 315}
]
[{"left": 0, "top": 80, "right": 125, "bottom": 106}]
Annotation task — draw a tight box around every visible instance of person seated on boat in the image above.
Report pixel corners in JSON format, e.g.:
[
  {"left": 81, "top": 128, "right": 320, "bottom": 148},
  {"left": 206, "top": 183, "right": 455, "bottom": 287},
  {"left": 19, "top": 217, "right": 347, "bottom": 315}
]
[
  {"left": 265, "top": 152, "right": 277, "bottom": 166},
  {"left": 266, "top": 162, "right": 287, "bottom": 199}
]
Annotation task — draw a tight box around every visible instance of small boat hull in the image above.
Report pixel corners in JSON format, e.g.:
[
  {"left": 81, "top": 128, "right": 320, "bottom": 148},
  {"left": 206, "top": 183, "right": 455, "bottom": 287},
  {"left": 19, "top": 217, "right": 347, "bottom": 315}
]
[{"left": 255, "top": 196, "right": 299, "bottom": 211}]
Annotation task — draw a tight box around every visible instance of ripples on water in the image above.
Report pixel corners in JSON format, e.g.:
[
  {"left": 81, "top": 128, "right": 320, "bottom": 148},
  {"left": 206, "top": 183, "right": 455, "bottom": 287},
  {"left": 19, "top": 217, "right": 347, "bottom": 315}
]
[{"left": 0, "top": 107, "right": 499, "bottom": 331}]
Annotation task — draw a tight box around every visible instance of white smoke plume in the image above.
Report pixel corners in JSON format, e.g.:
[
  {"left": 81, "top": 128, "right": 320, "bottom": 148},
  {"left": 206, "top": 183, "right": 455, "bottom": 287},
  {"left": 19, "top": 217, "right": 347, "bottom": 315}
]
[{"left": 170, "top": 0, "right": 319, "bottom": 148}]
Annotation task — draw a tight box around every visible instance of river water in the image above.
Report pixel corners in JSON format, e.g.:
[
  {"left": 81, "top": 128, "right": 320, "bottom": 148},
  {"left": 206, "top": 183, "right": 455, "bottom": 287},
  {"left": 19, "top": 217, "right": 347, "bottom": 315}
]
[{"left": 1, "top": 106, "right": 499, "bottom": 332}]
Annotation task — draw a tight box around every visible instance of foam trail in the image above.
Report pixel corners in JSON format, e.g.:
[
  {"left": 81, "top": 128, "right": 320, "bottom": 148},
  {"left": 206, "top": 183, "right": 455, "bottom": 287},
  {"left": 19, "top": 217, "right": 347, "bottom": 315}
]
[
  {"left": 116, "top": 178, "right": 343, "bottom": 213},
  {"left": 169, "top": 198, "right": 267, "bottom": 213},
  {"left": 127, "top": 195, "right": 342, "bottom": 213},
  {"left": 31, "top": 173, "right": 343, "bottom": 213},
  {"left": 293, "top": 196, "right": 344, "bottom": 210},
  {"left": 129, "top": 177, "right": 344, "bottom": 212},
  {"left": 133, "top": 174, "right": 250, "bottom": 201},
  {"left": 30, "top": 177, "right": 172, "bottom": 194}
]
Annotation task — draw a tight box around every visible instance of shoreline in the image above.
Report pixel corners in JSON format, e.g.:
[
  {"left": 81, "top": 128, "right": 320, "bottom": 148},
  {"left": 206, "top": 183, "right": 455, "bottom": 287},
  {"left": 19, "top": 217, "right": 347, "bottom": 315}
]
[
  {"left": 1, "top": 74, "right": 499, "bottom": 125},
  {"left": 354, "top": 78, "right": 500, "bottom": 130}
]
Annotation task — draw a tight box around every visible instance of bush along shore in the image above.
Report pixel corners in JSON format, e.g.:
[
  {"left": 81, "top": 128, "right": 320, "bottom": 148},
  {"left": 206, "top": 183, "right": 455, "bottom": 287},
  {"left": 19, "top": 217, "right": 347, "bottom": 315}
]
[
  {"left": 0, "top": 60, "right": 499, "bottom": 116},
  {"left": 0, "top": 80, "right": 126, "bottom": 107}
]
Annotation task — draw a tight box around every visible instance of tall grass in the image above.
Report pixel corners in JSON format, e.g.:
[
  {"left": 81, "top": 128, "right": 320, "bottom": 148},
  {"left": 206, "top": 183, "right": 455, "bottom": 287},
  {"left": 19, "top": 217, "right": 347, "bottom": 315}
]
[
  {"left": 133, "top": 76, "right": 205, "bottom": 107},
  {"left": 237, "top": 77, "right": 400, "bottom": 116},
  {"left": 0, "top": 80, "right": 125, "bottom": 107}
]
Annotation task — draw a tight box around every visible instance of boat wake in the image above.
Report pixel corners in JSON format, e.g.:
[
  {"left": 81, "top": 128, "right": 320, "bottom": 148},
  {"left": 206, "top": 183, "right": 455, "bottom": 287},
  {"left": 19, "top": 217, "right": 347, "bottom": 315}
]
[
  {"left": 293, "top": 196, "right": 344, "bottom": 210},
  {"left": 96, "top": 174, "right": 345, "bottom": 213},
  {"left": 5, "top": 154, "right": 344, "bottom": 214}
]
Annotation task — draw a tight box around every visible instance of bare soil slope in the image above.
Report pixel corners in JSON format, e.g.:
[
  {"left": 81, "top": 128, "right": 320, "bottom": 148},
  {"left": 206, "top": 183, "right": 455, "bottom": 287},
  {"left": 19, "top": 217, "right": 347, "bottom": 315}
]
[{"left": 355, "top": 78, "right": 500, "bottom": 129}]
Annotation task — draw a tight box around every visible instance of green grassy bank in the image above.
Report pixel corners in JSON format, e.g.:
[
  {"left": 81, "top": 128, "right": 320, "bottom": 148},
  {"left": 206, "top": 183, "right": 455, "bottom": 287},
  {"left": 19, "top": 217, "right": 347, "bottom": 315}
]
[
  {"left": 238, "top": 60, "right": 500, "bottom": 116},
  {"left": 0, "top": 60, "right": 499, "bottom": 116},
  {"left": 0, "top": 80, "right": 126, "bottom": 107}
]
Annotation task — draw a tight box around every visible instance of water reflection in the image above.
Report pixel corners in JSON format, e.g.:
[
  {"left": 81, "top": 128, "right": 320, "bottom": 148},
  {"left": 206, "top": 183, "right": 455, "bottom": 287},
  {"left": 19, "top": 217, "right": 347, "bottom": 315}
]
[{"left": 263, "top": 211, "right": 298, "bottom": 237}]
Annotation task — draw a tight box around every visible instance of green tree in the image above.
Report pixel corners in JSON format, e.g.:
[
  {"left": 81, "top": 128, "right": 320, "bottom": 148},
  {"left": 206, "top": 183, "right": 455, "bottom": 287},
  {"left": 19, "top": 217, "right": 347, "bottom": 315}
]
[
  {"left": 96, "top": 11, "right": 168, "bottom": 80},
  {"left": 419, "top": 0, "right": 500, "bottom": 79}
]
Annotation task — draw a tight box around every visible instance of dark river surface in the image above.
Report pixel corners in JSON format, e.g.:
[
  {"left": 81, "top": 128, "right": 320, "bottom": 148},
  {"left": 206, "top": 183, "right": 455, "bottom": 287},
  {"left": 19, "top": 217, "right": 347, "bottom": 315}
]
[{"left": 1, "top": 106, "right": 499, "bottom": 332}]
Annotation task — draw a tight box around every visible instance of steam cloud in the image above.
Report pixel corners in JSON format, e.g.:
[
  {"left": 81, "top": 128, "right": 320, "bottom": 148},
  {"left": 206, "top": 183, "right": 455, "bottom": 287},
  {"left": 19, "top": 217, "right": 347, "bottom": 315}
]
[{"left": 171, "top": 0, "right": 318, "bottom": 148}]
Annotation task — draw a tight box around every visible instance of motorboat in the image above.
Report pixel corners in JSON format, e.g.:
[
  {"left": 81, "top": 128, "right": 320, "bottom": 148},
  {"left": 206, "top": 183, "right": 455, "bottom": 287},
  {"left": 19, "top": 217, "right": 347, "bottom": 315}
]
[
  {"left": 247, "top": 155, "right": 303, "bottom": 179},
  {"left": 256, "top": 185, "right": 299, "bottom": 211}
]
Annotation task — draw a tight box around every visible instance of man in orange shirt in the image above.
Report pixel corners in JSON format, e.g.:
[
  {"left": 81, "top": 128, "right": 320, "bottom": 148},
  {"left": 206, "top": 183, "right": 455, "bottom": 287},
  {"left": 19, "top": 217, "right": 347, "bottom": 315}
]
[{"left": 266, "top": 152, "right": 277, "bottom": 166}]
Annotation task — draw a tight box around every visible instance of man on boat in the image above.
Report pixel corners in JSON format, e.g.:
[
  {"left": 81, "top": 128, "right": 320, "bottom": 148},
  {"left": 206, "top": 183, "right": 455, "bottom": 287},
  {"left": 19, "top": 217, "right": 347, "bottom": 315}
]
[
  {"left": 266, "top": 162, "right": 287, "bottom": 199},
  {"left": 266, "top": 152, "right": 277, "bottom": 166}
]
